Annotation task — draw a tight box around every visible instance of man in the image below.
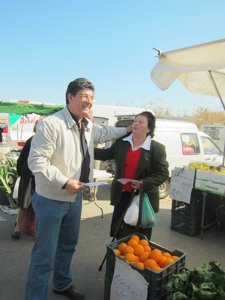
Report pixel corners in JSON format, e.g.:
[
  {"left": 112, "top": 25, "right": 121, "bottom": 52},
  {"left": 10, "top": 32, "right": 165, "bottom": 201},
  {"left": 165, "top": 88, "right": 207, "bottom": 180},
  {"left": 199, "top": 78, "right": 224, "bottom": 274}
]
[{"left": 25, "top": 78, "right": 130, "bottom": 300}]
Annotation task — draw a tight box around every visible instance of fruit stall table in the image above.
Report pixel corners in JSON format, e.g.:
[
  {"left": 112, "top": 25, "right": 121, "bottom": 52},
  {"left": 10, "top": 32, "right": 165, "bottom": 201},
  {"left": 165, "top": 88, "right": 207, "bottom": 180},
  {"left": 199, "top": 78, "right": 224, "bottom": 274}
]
[{"left": 170, "top": 165, "right": 225, "bottom": 238}]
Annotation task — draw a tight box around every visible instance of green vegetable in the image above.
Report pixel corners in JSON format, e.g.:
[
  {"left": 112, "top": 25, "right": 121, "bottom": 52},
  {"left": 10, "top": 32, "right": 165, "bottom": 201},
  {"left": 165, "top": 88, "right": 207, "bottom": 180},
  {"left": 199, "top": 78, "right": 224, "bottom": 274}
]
[
  {"left": 167, "top": 262, "right": 225, "bottom": 300},
  {"left": 0, "top": 154, "right": 17, "bottom": 208}
]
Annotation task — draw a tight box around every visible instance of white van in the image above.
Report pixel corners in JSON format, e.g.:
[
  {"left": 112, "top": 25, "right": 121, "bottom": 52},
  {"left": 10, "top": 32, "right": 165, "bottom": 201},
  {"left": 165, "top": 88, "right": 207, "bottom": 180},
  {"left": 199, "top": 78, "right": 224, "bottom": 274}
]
[
  {"left": 108, "top": 117, "right": 223, "bottom": 198},
  {"left": 200, "top": 123, "right": 225, "bottom": 151}
]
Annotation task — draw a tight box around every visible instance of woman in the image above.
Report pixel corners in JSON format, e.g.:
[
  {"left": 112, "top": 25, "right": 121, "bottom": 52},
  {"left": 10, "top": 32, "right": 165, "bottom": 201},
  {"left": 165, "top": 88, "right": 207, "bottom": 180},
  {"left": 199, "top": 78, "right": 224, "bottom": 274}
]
[
  {"left": 11, "top": 123, "right": 38, "bottom": 239},
  {"left": 94, "top": 111, "right": 169, "bottom": 240}
]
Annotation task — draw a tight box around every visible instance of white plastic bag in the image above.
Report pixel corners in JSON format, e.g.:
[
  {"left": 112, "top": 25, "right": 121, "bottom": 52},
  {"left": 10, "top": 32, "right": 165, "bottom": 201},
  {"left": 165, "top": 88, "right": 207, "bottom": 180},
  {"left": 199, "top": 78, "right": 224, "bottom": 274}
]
[
  {"left": 124, "top": 194, "right": 139, "bottom": 226},
  {"left": 12, "top": 177, "right": 20, "bottom": 200}
]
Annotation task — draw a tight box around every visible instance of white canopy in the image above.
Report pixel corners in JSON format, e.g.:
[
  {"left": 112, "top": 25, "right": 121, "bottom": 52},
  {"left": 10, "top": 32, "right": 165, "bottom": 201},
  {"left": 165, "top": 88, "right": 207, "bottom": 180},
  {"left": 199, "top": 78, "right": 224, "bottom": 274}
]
[{"left": 150, "top": 38, "right": 225, "bottom": 110}]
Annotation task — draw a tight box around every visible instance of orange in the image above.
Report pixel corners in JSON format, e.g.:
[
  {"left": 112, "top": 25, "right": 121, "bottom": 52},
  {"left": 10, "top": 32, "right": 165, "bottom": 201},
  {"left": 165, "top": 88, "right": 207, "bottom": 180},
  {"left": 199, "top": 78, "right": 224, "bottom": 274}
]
[
  {"left": 125, "top": 253, "right": 139, "bottom": 262},
  {"left": 114, "top": 249, "right": 121, "bottom": 256},
  {"left": 164, "top": 257, "right": 174, "bottom": 266},
  {"left": 151, "top": 264, "right": 161, "bottom": 271},
  {"left": 122, "top": 245, "right": 135, "bottom": 255},
  {"left": 139, "top": 239, "right": 149, "bottom": 247},
  {"left": 158, "top": 255, "right": 168, "bottom": 268},
  {"left": 163, "top": 252, "right": 172, "bottom": 258},
  {"left": 131, "top": 261, "right": 145, "bottom": 270},
  {"left": 171, "top": 255, "right": 179, "bottom": 261},
  {"left": 150, "top": 249, "right": 163, "bottom": 263},
  {"left": 119, "top": 255, "right": 125, "bottom": 260},
  {"left": 139, "top": 251, "right": 150, "bottom": 263},
  {"left": 143, "top": 245, "right": 152, "bottom": 254},
  {"left": 118, "top": 242, "right": 127, "bottom": 253},
  {"left": 130, "top": 234, "right": 140, "bottom": 242},
  {"left": 144, "top": 258, "right": 158, "bottom": 269},
  {"left": 133, "top": 244, "right": 145, "bottom": 256},
  {"left": 127, "top": 238, "right": 139, "bottom": 247}
]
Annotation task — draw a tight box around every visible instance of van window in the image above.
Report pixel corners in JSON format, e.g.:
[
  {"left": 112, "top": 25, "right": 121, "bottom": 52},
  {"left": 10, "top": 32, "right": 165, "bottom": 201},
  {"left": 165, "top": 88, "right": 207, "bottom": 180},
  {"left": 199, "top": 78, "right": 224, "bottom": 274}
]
[
  {"left": 201, "top": 136, "right": 221, "bottom": 155},
  {"left": 181, "top": 133, "right": 200, "bottom": 155},
  {"left": 115, "top": 119, "right": 134, "bottom": 127},
  {"left": 203, "top": 127, "right": 220, "bottom": 141}
]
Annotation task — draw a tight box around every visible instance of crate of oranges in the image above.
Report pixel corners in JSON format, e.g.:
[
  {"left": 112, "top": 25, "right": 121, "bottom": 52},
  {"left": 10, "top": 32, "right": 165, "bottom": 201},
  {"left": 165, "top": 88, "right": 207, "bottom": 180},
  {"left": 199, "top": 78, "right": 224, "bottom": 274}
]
[{"left": 104, "top": 233, "right": 186, "bottom": 300}]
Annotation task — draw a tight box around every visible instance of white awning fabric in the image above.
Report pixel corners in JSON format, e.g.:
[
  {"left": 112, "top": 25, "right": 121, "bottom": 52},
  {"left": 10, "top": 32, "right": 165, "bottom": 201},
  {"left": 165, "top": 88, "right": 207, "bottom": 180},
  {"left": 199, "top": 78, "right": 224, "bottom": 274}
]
[{"left": 150, "top": 38, "right": 225, "bottom": 98}]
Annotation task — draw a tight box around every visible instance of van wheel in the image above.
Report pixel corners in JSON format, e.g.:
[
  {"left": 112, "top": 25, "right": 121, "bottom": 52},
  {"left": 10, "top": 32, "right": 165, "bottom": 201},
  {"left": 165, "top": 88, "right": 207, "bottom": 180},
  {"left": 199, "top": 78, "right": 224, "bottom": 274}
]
[{"left": 159, "top": 180, "right": 170, "bottom": 199}]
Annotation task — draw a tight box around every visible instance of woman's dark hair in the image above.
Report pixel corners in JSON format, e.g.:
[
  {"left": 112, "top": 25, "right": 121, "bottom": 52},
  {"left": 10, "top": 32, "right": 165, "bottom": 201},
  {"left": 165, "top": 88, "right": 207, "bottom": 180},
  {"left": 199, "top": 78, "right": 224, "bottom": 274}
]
[
  {"left": 137, "top": 111, "right": 156, "bottom": 138},
  {"left": 65, "top": 78, "right": 95, "bottom": 104}
]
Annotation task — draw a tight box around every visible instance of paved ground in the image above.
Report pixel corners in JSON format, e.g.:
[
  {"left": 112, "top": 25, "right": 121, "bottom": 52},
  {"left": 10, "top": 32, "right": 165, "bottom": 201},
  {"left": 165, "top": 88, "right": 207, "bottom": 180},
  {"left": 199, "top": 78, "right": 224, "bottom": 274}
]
[{"left": 1, "top": 184, "right": 225, "bottom": 300}]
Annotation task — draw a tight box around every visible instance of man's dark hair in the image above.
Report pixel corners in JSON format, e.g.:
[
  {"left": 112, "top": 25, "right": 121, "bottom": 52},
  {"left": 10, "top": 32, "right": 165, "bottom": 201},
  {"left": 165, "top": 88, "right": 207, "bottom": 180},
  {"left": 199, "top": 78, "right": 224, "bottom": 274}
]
[
  {"left": 65, "top": 78, "right": 95, "bottom": 104},
  {"left": 137, "top": 111, "right": 156, "bottom": 138}
]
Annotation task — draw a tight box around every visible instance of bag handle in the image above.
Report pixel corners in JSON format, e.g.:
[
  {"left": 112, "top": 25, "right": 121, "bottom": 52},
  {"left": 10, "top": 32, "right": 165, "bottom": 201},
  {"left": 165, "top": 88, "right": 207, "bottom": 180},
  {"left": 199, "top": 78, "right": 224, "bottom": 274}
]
[{"left": 136, "top": 185, "right": 144, "bottom": 227}]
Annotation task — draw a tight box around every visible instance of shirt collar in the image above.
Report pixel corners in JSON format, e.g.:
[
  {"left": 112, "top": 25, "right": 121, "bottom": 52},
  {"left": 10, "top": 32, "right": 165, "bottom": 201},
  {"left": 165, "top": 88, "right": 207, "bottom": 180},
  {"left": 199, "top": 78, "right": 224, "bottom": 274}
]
[
  {"left": 66, "top": 106, "right": 90, "bottom": 131},
  {"left": 123, "top": 133, "right": 151, "bottom": 150}
]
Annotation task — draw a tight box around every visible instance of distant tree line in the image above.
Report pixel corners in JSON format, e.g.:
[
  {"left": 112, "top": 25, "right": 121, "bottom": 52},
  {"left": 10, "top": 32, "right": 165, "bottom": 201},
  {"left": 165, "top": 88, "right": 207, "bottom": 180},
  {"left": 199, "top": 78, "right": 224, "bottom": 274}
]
[
  {"left": 151, "top": 105, "right": 225, "bottom": 129},
  {"left": 189, "top": 107, "right": 225, "bottom": 128}
]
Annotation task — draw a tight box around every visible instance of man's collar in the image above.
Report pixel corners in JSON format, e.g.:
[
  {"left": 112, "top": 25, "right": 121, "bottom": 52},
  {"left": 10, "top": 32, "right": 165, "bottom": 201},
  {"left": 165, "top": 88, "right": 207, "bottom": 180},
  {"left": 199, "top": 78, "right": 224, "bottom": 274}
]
[{"left": 67, "top": 107, "right": 89, "bottom": 130}]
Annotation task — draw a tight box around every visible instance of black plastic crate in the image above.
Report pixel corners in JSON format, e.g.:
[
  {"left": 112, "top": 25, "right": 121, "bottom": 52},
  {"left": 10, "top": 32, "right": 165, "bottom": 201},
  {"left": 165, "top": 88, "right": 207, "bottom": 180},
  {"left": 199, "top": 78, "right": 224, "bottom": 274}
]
[
  {"left": 171, "top": 191, "right": 221, "bottom": 236},
  {"left": 104, "top": 234, "right": 186, "bottom": 300},
  {"left": 171, "top": 209, "right": 201, "bottom": 236},
  {"left": 217, "top": 205, "right": 225, "bottom": 230},
  {"left": 171, "top": 189, "right": 203, "bottom": 216}
]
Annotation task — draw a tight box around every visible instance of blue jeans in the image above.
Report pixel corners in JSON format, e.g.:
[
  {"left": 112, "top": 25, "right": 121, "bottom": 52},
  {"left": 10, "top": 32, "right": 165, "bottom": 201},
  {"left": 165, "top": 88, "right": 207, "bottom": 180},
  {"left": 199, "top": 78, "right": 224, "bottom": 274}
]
[{"left": 25, "top": 192, "right": 83, "bottom": 300}]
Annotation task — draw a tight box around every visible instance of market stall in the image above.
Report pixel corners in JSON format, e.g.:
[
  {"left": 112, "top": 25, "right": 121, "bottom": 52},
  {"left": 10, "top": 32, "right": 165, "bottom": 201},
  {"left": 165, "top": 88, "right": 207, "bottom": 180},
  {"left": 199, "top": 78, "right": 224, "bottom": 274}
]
[
  {"left": 170, "top": 164, "right": 225, "bottom": 237},
  {"left": 150, "top": 38, "right": 225, "bottom": 110},
  {"left": 0, "top": 101, "right": 63, "bottom": 115},
  {"left": 150, "top": 39, "right": 225, "bottom": 238},
  {"left": 150, "top": 38, "right": 225, "bottom": 164}
]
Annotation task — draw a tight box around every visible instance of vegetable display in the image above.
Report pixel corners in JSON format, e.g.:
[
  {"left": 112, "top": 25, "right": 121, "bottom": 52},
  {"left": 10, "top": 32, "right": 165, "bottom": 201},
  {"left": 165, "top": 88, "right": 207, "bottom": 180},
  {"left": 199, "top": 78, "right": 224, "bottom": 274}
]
[
  {"left": 167, "top": 261, "right": 225, "bottom": 299},
  {"left": 0, "top": 153, "right": 18, "bottom": 208}
]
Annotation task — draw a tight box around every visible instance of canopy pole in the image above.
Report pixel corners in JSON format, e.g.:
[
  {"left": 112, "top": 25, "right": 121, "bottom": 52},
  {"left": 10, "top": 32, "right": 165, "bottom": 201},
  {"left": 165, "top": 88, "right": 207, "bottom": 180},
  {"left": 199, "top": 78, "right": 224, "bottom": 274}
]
[{"left": 208, "top": 70, "right": 225, "bottom": 111}]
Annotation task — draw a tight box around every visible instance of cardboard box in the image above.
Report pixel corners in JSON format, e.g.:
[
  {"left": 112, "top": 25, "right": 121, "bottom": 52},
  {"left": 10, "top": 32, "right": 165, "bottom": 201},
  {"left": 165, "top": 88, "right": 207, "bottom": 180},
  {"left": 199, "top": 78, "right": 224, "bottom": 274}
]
[
  {"left": 195, "top": 170, "right": 225, "bottom": 195},
  {"left": 169, "top": 168, "right": 196, "bottom": 204}
]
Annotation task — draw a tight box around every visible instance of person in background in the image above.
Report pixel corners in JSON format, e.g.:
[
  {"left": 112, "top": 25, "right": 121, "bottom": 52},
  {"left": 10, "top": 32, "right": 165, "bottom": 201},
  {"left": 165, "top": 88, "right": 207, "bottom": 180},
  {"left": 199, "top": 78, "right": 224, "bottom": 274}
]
[
  {"left": 0, "top": 127, "right": 3, "bottom": 144},
  {"left": 25, "top": 78, "right": 131, "bottom": 300},
  {"left": 94, "top": 111, "right": 169, "bottom": 240},
  {"left": 11, "top": 122, "right": 39, "bottom": 239}
]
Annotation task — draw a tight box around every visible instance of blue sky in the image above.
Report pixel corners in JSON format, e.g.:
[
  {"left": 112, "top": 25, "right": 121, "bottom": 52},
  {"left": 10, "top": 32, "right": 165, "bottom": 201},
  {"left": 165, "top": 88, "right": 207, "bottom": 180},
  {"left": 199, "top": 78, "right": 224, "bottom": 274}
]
[{"left": 1, "top": 1, "right": 225, "bottom": 115}]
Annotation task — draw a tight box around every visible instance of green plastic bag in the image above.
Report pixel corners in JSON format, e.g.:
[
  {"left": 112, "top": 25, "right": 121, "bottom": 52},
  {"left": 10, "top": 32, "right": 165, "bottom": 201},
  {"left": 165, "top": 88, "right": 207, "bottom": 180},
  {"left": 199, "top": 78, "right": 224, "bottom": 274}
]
[{"left": 140, "top": 193, "right": 157, "bottom": 228}]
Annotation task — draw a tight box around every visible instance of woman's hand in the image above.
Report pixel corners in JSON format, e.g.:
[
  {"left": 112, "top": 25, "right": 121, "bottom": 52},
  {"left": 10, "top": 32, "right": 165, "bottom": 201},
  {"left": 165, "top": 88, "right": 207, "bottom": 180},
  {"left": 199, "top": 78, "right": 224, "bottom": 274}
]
[{"left": 131, "top": 180, "right": 142, "bottom": 190}]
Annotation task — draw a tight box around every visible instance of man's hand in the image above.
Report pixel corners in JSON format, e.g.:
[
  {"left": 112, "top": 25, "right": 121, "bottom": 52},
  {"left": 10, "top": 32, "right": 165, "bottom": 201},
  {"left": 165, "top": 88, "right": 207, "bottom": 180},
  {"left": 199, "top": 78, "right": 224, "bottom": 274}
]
[
  {"left": 126, "top": 125, "right": 132, "bottom": 133},
  {"left": 83, "top": 111, "right": 93, "bottom": 121},
  {"left": 65, "top": 179, "right": 85, "bottom": 195}
]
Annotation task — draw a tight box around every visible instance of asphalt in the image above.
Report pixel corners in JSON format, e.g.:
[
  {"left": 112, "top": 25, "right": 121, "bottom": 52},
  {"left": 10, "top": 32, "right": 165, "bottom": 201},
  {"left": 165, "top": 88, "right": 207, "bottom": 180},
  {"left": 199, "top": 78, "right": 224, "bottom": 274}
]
[{"left": 1, "top": 184, "right": 225, "bottom": 300}]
